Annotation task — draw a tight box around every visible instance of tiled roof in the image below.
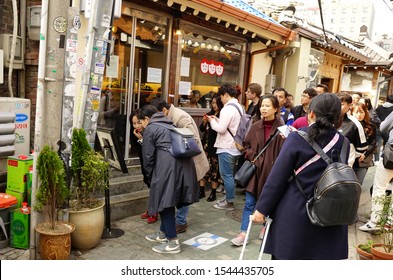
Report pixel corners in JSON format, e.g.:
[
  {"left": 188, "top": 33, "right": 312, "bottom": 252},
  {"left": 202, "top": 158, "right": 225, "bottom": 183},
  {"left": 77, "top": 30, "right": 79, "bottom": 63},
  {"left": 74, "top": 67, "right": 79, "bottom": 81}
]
[{"left": 221, "top": 0, "right": 280, "bottom": 25}]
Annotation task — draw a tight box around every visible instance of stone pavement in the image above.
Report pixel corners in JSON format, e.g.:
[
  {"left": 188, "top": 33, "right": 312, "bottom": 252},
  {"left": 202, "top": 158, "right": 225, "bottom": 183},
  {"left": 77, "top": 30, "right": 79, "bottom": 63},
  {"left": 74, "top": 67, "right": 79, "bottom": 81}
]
[{"left": 1, "top": 165, "right": 382, "bottom": 260}]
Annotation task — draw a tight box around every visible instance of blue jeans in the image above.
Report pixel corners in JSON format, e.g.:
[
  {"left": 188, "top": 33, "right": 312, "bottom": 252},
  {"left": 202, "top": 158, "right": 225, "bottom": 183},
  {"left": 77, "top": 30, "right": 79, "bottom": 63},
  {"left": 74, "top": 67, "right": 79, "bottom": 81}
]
[
  {"left": 176, "top": 205, "right": 189, "bottom": 225},
  {"left": 159, "top": 207, "right": 177, "bottom": 239},
  {"left": 218, "top": 152, "right": 240, "bottom": 202},
  {"left": 240, "top": 191, "right": 256, "bottom": 232}
]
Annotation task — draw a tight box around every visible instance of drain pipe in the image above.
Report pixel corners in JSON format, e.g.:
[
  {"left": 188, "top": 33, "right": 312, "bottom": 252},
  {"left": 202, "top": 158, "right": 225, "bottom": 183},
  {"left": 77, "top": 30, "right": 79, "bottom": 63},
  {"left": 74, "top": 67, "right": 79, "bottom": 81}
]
[
  {"left": 19, "top": 0, "right": 27, "bottom": 98},
  {"left": 281, "top": 47, "right": 296, "bottom": 88},
  {"left": 7, "top": 0, "right": 18, "bottom": 97}
]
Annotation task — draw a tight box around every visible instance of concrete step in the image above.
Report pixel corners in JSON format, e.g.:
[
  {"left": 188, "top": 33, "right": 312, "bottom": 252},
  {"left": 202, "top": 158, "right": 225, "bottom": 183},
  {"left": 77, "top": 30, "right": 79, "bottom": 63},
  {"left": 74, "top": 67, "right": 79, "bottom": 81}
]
[
  {"left": 107, "top": 189, "right": 149, "bottom": 221},
  {"left": 109, "top": 174, "right": 147, "bottom": 196},
  {"left": 106, "top": 163, "right": 148, "bottom": 221}
]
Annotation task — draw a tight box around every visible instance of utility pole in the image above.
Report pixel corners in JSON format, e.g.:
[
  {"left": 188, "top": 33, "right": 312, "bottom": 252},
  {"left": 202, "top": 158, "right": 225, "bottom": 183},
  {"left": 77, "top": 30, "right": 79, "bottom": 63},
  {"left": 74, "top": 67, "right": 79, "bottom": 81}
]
[{"left": 30, "top": 0, "right": 69, "bottom": 260}]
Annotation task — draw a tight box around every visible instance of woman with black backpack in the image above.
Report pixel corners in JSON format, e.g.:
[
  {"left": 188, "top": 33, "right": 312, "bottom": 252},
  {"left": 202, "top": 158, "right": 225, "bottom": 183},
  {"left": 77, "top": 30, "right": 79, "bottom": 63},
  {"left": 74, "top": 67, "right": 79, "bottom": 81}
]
[{"left": 252, "top": 93, "right": 350, "bottom": 260}]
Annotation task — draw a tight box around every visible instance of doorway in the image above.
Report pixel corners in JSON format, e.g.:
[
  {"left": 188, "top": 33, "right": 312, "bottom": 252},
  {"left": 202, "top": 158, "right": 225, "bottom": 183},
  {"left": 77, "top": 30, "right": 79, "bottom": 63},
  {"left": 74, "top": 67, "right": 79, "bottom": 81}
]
[{"left": 102, "top": 8, "right": 170, "bottom": 163}]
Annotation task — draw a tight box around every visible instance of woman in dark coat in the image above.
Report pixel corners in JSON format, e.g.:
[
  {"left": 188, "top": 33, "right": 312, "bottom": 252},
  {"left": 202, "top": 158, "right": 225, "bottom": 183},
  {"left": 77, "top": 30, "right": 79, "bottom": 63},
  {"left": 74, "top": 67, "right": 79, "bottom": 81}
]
[
  {"left": 253, "top": 93, "right": 349, "bottom": 260},
  {"left": 139, "top": 105, "right": 198, "bottom": 254},
  {"left": 231, "top": 95, "right": 285, "bottom": 246}
]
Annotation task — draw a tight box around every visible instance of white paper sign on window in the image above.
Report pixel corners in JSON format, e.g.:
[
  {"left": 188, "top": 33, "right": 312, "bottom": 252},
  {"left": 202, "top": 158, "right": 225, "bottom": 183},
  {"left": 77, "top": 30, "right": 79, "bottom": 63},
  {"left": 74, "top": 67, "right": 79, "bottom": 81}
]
[
  {"left": 181, "top": 57, "right": 190, "bottom": 77},
  {"left": 147, "top": 67, "right": 162, "bottom": 83},
  {"left": 105, "top": 55, "right": 119, "bottom": 78},
  {"left": 179, "top": 81, "right": 192, "bottom": 96}
]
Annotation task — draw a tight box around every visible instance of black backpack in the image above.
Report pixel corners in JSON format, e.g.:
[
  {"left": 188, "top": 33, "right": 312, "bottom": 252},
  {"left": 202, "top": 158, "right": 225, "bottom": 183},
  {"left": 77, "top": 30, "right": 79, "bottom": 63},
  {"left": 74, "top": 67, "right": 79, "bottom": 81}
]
[{"left": 293, "top": 131, "right": 362, "bottom": 227}]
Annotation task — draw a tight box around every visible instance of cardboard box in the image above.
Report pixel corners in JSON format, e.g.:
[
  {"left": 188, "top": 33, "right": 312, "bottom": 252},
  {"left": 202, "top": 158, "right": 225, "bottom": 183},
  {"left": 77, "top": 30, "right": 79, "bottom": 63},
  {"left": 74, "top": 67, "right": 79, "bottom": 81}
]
[
  {"left": 10, "top": 208, "right": 30, "bottom": 249},
  {"left": 7, "top": 155, "right": 33, "bottom": 193},
  {"left": 0, "top": 193, "right": 18, "bottom": 248},
  {"left": 5, "top": 189, "right": 26, "bottom": 208}
]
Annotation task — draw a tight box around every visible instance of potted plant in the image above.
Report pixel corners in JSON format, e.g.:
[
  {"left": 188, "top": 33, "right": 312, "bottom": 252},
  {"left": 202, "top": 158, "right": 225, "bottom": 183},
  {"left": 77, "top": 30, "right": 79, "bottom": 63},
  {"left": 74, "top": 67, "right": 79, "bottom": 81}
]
[
  {"left": 356, "top": 240, "right": 373, "bottom": 260},
  {"left": 68, "top": 128, "right": 109, "bottom": 250},
  {"left": 370, "top": 186, "right": 393, "bottom": 260},
  {"left": 35, "top": 145, "right": 75, "bottom": 260}
]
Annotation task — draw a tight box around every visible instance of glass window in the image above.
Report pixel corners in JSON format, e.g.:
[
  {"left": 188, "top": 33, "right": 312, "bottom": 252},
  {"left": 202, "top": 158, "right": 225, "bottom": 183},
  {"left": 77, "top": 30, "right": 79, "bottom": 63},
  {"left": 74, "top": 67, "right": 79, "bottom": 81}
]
[
  {"left": 175, "top": 22, "right": 246, "bottom": 108},
  {"left": 362, "top": 17, "right": 367, "bottom": 23},
  {"left": 352, "top": 8, "right": 357, "bottom": 13},
  {"left": 363, "top": 7, "right": 368, "bottom": 13},
  {"left": 351, "top": 17, "right": 355, "bottom": 23},
  {"left": 342, "top": 8, "right": 346, "bottom": 14},
  {"left": 341, "top": 18, "right": 345, "bottom": 23}
]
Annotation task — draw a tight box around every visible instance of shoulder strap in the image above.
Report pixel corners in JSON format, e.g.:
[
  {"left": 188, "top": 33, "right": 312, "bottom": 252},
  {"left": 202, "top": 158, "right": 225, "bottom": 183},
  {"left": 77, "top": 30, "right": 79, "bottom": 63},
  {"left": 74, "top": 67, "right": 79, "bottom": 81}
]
[
  {"left": 226, "top": 103, "right": 243, "bottom": 138},
  {"left": 251, "top": 130, "right": 279, "bottom": 163},
  {"left": 226, "top": 102, "right": 243, "bottom": 116},
  {"left": 151, "top": 122, "right": 172, "bottom": 130},
  {"left": 297, "top": 130, "right": 332, "bottom": 165}
]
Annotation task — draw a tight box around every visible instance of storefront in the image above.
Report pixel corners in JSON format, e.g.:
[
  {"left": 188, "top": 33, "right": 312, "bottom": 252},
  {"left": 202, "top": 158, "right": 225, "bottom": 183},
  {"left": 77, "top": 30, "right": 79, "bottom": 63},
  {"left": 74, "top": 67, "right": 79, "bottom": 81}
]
[{"left": 99, "top": 0, "right": 294, "bottom": 162}]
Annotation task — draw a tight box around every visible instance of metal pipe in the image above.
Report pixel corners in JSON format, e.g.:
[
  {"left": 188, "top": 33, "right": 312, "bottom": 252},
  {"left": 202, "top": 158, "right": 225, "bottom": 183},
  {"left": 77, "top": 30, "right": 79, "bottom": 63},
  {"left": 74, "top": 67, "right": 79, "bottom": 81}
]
[
  {"left": 19, "top": 0, "right": 27, "bottom": 98},
  {"left": 281, "top": 47, "right": 296, "bottom": 88},
  {"left": 7, "top": 0, "right": 18, "bottom": 97}
]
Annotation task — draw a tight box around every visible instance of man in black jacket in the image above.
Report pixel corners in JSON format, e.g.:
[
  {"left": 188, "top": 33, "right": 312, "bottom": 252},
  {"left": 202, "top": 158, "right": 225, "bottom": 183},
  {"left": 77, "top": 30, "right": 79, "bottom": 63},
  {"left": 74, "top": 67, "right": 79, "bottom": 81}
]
[
  {"left": 376, "top": 94, "right": 393, "bottom": 146},
  {"left": 291, "top": 88, "right": 318, "bottom": 120}
]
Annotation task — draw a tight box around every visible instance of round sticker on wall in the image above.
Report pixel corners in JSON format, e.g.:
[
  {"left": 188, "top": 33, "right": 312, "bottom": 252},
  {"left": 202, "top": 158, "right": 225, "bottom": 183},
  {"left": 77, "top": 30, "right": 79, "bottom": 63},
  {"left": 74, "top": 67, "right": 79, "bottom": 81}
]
[{"left": 53, "top": 16, "right": 67, "bottom": 33}]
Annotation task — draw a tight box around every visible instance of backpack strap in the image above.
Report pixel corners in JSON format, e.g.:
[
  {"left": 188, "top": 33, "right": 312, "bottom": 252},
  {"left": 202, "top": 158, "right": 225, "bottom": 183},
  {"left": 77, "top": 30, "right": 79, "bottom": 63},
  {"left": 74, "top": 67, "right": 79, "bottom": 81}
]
[
  {"left": 226, "top": 103, "right": 244, "bottom": 137},
  {"left": 292, "top": 131, "right": 348, "bottom": 200}
]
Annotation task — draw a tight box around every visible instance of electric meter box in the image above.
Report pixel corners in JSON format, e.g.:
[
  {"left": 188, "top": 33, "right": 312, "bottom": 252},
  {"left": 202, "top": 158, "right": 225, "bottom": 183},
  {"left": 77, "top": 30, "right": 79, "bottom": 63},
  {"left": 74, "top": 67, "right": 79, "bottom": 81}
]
[{"left": 0, "top": 34, "right": 24, "bottom": 69}]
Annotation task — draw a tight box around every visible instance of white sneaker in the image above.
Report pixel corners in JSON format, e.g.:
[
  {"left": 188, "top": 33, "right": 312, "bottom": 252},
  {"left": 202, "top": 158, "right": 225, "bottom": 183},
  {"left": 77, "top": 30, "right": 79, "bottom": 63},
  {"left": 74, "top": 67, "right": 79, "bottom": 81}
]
[
  {"left": 216, "top": 185, "right": 225, "bottom": 193},
  {"left": 359, "top": 221, "right": 380, "bottom": 232}
]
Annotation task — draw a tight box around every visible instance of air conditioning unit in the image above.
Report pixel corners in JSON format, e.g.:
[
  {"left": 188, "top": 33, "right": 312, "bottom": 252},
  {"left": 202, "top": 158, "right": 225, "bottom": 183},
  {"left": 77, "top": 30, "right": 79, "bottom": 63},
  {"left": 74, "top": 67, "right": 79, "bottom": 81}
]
[
  {"left": 265, "top": 74, "right": 276, "bottom": 94},
  {"left": 0, "top": 34, "right": 24, "bottom": 69}
]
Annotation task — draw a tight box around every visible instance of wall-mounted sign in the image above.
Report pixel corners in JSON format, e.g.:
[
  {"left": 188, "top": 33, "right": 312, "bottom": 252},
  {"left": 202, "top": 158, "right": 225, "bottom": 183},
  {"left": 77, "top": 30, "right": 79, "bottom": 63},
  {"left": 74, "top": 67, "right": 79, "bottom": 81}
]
[{"left": 200, "top": 59, "right": 224, "bottom": 76}]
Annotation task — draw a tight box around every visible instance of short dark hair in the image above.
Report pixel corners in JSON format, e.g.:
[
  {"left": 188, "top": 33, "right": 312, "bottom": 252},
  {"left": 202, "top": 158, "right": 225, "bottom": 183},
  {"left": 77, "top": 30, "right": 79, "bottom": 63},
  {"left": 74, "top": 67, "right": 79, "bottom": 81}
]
[
  {"left": 336, "top": 91, "right": 352, "bottom": 104},
  {"left": 272, "top": 87, "right": 289, "bottom": 98},
  {"left": 217, "top": 84, "right": 237, "bottom": 98},
  {"left": 149, "top": 97, "right": 170, "bottom": 111},
  {"left": 387, "top": 94, "right": 393, "bottom": 103},
  {"left": 139, "top": 105, "right": 158, "bottom": 120},
  {"left": 316, "top": 84, "right": 328, "bottom": 93},
  {"left": 303, "top": 88, "right": 318, "bottom": 99}
]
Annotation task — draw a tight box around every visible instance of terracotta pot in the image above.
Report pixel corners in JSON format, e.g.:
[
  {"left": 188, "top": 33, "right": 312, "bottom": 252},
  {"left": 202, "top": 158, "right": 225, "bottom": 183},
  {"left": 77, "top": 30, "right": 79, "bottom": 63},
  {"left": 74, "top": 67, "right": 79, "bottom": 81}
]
[
  {"left": 356, "top": 245, "right": 373, "bottom": 260},
  {"left": 69, "top": 202, "right": 105, "bottom": 250},
  {"left": 35, "top": 221, "right": 75, "bottom": 260},
  {"left": 371, "top": 243, "right": 393, "bottom": 260}
]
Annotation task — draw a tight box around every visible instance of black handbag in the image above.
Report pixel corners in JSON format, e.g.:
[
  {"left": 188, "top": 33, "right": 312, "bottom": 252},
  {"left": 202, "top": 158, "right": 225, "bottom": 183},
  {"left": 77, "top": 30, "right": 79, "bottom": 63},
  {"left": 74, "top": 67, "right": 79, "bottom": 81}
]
[
  {"left": 383, "top": 144, "right": 393, "bottom": 169},
  {"left": 234, "top": 131, "right": 278, "bottom": 187},
  {"left": 358, "top": 153, "right": 374, "bottom": 168}
]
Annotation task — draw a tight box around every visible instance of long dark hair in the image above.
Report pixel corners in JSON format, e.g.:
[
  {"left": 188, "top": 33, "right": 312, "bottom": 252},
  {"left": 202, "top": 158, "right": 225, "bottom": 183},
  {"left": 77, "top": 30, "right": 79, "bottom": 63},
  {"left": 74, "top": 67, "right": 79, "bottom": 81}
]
[
  {"left": 207, "top": 93, "right": 223, "bottom": 116},
  {"left": 308, "top": 93, "right": 342, "bottom": 141}
]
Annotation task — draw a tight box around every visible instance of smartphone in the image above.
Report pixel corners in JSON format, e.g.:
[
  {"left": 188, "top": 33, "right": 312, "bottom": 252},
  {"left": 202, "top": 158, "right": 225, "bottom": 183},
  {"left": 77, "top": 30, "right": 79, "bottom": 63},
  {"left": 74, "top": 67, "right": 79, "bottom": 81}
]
[{"left": 278, "top": 125, "right": 296, "bottom": 138}]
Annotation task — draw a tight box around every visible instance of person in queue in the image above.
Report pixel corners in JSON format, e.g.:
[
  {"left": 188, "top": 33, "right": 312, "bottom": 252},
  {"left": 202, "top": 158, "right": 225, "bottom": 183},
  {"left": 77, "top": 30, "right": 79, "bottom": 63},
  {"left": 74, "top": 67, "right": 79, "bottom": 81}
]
[{"left": 253, "top": 94, "right": 350, "bottom": 260}]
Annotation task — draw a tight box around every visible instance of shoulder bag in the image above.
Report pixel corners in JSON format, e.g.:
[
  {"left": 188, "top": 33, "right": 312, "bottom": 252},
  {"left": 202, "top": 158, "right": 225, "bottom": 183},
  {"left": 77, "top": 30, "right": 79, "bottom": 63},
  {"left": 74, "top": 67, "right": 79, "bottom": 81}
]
[
  {"left": 383, "top": 144, "right": 393, "bottom": 169},
  {"left": 234, "top": 131, "right": 279, "bottom": 187}
]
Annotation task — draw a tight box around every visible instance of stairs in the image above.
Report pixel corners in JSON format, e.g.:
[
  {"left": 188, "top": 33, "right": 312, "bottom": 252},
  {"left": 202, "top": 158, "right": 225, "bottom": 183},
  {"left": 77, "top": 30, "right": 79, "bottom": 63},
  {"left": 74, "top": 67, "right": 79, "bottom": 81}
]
[{"left": 107, "top": 164, "right": 149, "bottom": 221}]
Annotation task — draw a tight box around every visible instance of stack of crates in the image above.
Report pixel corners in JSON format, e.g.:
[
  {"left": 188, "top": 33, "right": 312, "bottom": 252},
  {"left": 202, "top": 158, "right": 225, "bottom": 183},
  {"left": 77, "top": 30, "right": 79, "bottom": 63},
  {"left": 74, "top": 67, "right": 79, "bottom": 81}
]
[
  {"left": 6, "top": 155, "right": 33, "bottom": 207},
  {"left": 0, "top": 193, "right": 17, "bottom": 248}
]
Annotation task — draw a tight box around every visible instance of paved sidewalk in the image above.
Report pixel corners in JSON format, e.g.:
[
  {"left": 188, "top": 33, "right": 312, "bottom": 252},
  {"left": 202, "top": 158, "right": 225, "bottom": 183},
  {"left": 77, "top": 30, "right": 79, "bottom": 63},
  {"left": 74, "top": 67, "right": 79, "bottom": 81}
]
[{"left": 1, "top": 165, "right": 381, "bottom": 260}]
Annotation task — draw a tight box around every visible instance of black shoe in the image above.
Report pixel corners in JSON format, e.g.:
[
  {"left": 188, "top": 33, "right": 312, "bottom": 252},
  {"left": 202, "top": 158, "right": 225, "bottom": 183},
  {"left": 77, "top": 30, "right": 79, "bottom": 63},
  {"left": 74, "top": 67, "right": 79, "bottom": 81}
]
[
  {"left": 207, "top": 192, "right": 216, "bottom": 202},
  {"left": 199, "top": 190, "right": 205, "bottom": 199}
]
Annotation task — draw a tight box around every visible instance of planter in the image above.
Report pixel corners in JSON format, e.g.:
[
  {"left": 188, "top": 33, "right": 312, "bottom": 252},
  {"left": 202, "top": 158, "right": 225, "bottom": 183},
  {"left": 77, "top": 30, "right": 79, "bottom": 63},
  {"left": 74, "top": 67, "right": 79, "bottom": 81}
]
[
  {"left": 69, "top": 202, "right": 105, "bottom": 250},
  {"left": 356, "top": 245, "right": 373, "bottom": 260},
  {"left": 35, "top": 221, "right": 75, "bottom": 260},
  {"left": 371, "top": 243, "right": 393, "bottom": 260}
]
